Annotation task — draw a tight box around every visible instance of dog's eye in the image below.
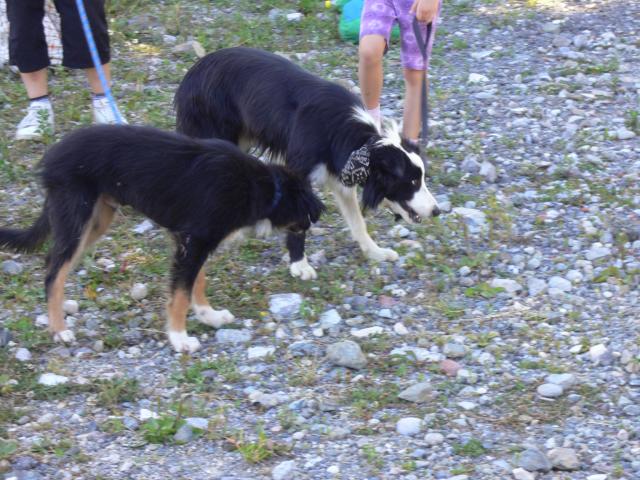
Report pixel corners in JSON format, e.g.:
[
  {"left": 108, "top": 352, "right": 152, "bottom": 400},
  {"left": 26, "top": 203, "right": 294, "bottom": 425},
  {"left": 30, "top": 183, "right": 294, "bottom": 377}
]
[{"left": 411, "top": 179, "right": 420, "bottom": 187}]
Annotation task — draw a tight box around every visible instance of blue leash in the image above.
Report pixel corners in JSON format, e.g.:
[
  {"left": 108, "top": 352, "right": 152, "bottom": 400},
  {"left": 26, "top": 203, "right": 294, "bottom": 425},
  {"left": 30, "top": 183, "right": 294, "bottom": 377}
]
[{"left": 74, "top": 0, "right": 124, "bottom": 124}]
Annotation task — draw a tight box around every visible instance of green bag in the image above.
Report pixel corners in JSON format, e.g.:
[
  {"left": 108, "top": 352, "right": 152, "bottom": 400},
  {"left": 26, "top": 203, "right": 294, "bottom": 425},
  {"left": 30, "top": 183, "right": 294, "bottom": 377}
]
[{"left": 337, "top": 0, "right": 400, "bottom": 44}]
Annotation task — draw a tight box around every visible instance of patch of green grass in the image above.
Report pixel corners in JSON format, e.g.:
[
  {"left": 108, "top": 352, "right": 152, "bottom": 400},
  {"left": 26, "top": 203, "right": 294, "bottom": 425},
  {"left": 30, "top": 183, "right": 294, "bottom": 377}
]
[
  {"left": 349, "top": 382, "right": 400, "bottom": 417},
  {"left": 227, "top": 427, "right": 290, "bottom": 464},
  {"left": 172, "top": 356, "right": 241, "bottom": 392},
  {"left": 453, "top": 438, "right": 486, "bottom": 457},
  {"left": 0, "top": 439, "right": 18, "bottom": 460},
  {"left": 464, "top": 282, "right": 504, "bottom": 299},
  {"left": 31, "top": 437, "right": 73, "bottom": 457},
  {"left": 593, "top": 266, "right": 622, "bottom": 283},
  {"left": 96, "top": 377, "right": 140, "bottom": 410},
  {"left": 100, "top": 418, "right": 126, "bottom": 434},
  {"left": 625, "top": 109, "right": 639, "bottom": 133},
  {"left": 362, "top": 444, "right": 384, "bottom": 471},
  {"left": 141, "top": 413, "right": 185, "bottom": 444}
]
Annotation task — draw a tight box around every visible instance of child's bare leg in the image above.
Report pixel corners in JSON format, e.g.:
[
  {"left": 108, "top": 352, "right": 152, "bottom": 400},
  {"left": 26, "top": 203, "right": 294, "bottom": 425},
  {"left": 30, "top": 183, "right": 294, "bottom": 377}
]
[
  {"left": 358, "top": 35, "right": 386, "bottom": 128},
  {"left": 402, "top": 68, "right": 428, "bottom": 141}
]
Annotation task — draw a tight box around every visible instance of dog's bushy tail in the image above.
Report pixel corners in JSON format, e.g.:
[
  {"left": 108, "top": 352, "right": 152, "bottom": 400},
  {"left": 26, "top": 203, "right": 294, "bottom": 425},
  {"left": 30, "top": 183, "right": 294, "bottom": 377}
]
[{"left": 0, "top": 204, "right": 50, "bottom": 253}]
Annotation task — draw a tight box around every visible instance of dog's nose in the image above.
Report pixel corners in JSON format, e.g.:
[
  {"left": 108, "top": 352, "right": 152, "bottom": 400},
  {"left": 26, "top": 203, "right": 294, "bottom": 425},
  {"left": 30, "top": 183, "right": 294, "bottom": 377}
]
[{"left": 431, "top": 207, "right": 441, "bottom": 217}]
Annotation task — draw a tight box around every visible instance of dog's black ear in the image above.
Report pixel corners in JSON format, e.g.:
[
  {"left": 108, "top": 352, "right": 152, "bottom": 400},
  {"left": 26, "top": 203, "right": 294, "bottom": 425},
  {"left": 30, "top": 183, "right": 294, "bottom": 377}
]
[{"left": 371, "top": 147, "right": 406, "bottom": 179}]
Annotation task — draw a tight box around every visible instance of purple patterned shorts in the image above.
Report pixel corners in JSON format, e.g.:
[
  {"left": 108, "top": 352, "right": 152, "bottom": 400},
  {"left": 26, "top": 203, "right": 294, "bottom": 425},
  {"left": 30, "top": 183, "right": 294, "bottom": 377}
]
[{"left": 360, "top": 0, "right": 441, "bottom": 70}]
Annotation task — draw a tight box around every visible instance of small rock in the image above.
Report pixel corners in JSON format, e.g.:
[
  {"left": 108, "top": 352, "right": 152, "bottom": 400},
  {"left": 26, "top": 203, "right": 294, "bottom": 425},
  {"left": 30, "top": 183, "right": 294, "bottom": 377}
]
[
  {"left": 398, "top": 382, "right": 434, "bottom": 403},
  {"left": 38, "top": 373, "right": 69, "bottom": 386},
  {"left": 286, "top": 12, "right": 303, "bottom": 22},
  {"left": 247, "top": 346, "right": 276, "bottom": 360},
  {"left": 461, "top": 156, "right": 481, "bottom": 174},
  {"left": 586, "top": 475, "right": 607, "bottom": 480},
  {"left": 452, "top": 207, "right": 487, "bottom": 233},
  {"left": 1, "top": 260, "right": 23, "bottom": 275},
  {"left": 615, "top": 128, "right": 636, "bottom": 140},
  {"left": 542, "top": 22, "right": 560, "bottom": 33},
  {"left": 185, "top": 417, "right": 208, "bottom": 430},
  {"left": 130, "top": 283, "right": 148, "bottom": 301},
  {"left": 351, "top": 326, "right": 383, "bottom": 338},
  {"left": 272, "top": 460, "right": 297, "bottom": 480},
  {"left": 35, "top": 314, "right": 49, "bottom": 327},
  {"left": 548, "top": 276, "right": 572, "bottom": 292},
  {"left": 440, "top": 359, "right": 462, "bottom": 376},
  {"left": 173, "top": 423, "right": 194, "bottom": 444},
  {"left": 15, "top": 348, "right": 31, "bottom": 362},
  {"left": 132, "top": 219, "right": 154, "bottom": 234},
  {"left": 248, "top": 391, "right": 289, "bottom": 409},
  {"left": 512, "top": 468, "right": 536, "bottom": 480},
  {"left": 545, "top": 373, "right": 576, "bottom": 389},
  {"left": 326, "top": 340, "right": 367, "bottom": 369},
  {"left": 458, "top": 401, "right": 477, "bottom": 410},
  {"left": 269, "top": 293, "right": 303, "bottom": 321},
  {"left": 468, "top": 73, "right": 489, "bottom": 83},
  {"left": 424, "top": 432, "right": 445, "bottom": 446},
  {"left": 319, "top": 309, "right": 342, "bottom": 329},
  {"left": 216, "top": 329, "right": 252, "bottom": 344},
  {"left": 479, "top": 161, "right": 497, "bottom": 182},
  {"left": 518, "top": 448, "right": 552, "bottom": 472},
  {"left": 585, "top": 246, "right": 611, "bottom": 261},
  {"left": 139, "top": 409, "right": 159, "bottom": 421},
  {"left": 393, "top": 322, "right": 409, "bottom": 335},
  {"left": 0, "top": 328, "right": 11, "bottom": 348},
  {"left": 443, "top": 342, "right": 467, "bottom": 358},
  {"left": 537, "top": 383, "right": 563, "bottom": 398},
  {"left": 396, "top": 417, "right": 422, "bottom": 436},
  {"left": 288, "top": 341, "right": 322, "bottom": 357},
  {"left": 589, "top": 344, "right": 609, "bottom": 363},
  {"left": 63, "top": 299, "right": 79, "bottom": 315},
  {"left": 171, "top": 40, "right": 206, "bottom": 58},
  {"left": 491, "top": 278, "right": 523, "bottom": 295},
  {"left": 547, "top": 447, "right": 580, "bottom": 471}
]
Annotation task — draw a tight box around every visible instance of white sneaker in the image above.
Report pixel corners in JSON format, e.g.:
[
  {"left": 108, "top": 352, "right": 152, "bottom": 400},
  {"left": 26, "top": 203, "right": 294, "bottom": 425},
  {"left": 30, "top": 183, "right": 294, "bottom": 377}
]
[
  {"left": 92, "top": 96, "right": 128, "bottom": 125},
  {"left": 15, "top": 102, "right": 55, "bottom": 141}
]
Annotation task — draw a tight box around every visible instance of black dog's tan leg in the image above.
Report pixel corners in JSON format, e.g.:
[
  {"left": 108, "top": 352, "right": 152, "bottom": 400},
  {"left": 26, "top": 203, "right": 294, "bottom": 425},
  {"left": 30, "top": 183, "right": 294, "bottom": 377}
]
[
  {"left": 45, "top": 196, "right": 101, "bottom": 342},
  {"left": 328, "top": 179, "right": 398, "bottom": 262},
  {"left": 166, "top": 235, "right": 211, "bottom": 353},
  {"left": 85, "top": 196, "right": 116, "bottom": 247},
  {"left": 191, "top": 266, "right": 235, "bottom": 328}
]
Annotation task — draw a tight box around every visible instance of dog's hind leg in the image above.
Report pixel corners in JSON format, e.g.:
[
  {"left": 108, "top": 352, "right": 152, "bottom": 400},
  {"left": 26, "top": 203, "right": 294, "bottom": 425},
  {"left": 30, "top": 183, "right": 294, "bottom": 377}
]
[
  {"left": 287, "top": 231, "right": 317, "bottom": 280},
  {"left": 45, "top": 190, "right": 99, "bottom": 343},
  {"left": 166, "top": 236, "right": 210, "bottom": 353},
  {"left": 328, "top": 180, "right": 399, "bottom": 263},
  {"left": 191, "top": 266, "right": 235, "bottom": 328},
  {"left": 84, "top": 195, "right": 117, "bottom": 248}
]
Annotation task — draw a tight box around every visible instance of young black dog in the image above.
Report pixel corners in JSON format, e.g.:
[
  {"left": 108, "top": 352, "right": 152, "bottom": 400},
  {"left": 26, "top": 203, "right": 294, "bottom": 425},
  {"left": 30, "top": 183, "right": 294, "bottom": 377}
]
[
  {"left": 175, "top": 47, "right": 440, "bottom": 281},
  {"left": 0, "top": 125, "right": 324, "bottom": 353}
]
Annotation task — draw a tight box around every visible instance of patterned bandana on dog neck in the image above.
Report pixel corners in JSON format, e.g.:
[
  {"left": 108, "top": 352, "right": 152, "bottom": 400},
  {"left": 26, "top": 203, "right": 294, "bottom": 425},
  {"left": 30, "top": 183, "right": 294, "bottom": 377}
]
[{"left": 340, "top": 138, "right": 376, "bottom": 187}]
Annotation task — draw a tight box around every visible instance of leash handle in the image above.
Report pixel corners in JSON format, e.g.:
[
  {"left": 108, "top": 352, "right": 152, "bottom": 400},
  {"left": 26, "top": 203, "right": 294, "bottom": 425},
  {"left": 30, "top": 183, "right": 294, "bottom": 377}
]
[
  {"left": 74, "top": 0, "right": 124, "bottom": 124},
  {"left": 412, "top": 17, "right": 433, "bottom": 147}
]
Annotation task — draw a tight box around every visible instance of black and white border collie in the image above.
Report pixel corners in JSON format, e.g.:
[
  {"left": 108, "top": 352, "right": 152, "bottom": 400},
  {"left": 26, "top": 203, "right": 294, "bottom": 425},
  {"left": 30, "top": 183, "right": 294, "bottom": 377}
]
[
  {"left": 0, "top": 125, "right": 324, "bottom": 353},
  {"left": 175, "top": 47, "right": 440, "bottom": 281}
]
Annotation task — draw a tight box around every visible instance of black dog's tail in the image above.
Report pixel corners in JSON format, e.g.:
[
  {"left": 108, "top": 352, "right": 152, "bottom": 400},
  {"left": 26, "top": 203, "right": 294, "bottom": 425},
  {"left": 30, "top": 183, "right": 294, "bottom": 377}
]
[{"left": 0, "top": 204, "right": 50, "bottom": 253}]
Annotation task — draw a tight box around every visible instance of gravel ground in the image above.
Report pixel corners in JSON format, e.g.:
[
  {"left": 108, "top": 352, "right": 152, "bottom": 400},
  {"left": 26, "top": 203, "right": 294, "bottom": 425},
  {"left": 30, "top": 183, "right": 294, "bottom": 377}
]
[{"left": 1, "top": 1, "right": 639, "bottom": 479}]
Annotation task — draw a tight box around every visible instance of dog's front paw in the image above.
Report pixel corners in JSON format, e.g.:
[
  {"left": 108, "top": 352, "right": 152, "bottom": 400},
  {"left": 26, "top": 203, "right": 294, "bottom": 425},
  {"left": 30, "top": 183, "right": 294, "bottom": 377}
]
[
  {"left": 290, "top": 257, "right": 317, "bottom": 280},
  {"left": 53, "top": 329, "right": 76, "bottom": 344},
  {"left": 168, "top": 330, "right": 201, "bottom": 353},
  {"left": 194, "top": 306, "right": 235, "bottom": 328},
  {"left": 365, "top": 246, "right": 399, "bottom": 262}
]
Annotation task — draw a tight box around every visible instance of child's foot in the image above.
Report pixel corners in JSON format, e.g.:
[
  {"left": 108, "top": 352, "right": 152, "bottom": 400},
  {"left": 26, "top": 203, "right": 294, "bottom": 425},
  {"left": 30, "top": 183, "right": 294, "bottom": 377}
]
[
  {"left": 15, "top": 99, "right": 54, "bottom": 140},
  {"left": 92, "top": 95, "right": 128, "bottom": 124}
]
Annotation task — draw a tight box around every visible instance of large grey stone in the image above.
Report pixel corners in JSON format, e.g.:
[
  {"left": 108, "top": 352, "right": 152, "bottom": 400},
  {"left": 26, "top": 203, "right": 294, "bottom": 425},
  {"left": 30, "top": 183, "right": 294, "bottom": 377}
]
[
  {"left": 215, "top": 329, "right": 252, "bottom": 344},
  {"left": 326, "top": 340, "right": 367, "bottom": 369},
  {"left": 548, "top": 448, "right": 580, "bottom": 471},
  {"left": 518, "top": 448, "right": 552, "bottom": 472},
  {"left": 398, "top": 382, "right": 434, "bottom": 403},
  {"left": 269, "top": 293, "right": 303, "bottom": 321}
]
